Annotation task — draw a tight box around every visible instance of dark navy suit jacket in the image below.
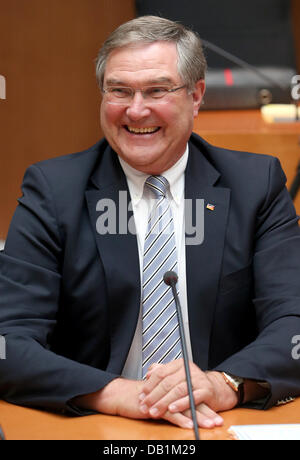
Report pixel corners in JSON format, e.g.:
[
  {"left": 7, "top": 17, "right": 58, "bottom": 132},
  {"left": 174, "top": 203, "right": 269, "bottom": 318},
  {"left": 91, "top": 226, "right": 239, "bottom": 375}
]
[{"left": 0, "top": 133, "right": 300, "bottom": 414}]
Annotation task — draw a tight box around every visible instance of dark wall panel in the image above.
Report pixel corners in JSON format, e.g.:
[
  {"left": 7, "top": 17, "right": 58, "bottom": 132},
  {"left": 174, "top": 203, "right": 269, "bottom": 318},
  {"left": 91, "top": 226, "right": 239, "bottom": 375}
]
[{"left": 136, "top": 0, "right": 297, "bottom": 69}]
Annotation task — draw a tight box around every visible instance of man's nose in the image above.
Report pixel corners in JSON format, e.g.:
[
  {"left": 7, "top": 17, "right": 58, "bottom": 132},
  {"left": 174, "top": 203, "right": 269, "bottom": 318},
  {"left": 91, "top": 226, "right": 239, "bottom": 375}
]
[{"left": 126, "top": 91, "right": 151, "bottom": 120}]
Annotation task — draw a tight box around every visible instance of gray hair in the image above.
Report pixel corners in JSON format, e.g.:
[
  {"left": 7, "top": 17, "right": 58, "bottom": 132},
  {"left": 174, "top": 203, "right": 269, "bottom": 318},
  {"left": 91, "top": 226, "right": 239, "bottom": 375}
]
[{"left": 95, "top": 15, "right": 206, "bottom": 92}]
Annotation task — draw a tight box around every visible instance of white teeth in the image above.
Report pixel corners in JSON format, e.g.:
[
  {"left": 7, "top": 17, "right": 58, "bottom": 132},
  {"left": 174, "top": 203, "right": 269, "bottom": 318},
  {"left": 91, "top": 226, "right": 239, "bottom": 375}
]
[{"left": 127, "top": 126, "right": 158, "bottom": 134}]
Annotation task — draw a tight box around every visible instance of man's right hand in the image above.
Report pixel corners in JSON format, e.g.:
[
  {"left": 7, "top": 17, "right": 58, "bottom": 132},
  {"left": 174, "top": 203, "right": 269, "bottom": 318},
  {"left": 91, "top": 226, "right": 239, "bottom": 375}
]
[
  {"left": 71, "top": 377, "right": 223, "bottom": 430},
  {"left": 72, "top": 378, "right": 146, "bottom": 419}
]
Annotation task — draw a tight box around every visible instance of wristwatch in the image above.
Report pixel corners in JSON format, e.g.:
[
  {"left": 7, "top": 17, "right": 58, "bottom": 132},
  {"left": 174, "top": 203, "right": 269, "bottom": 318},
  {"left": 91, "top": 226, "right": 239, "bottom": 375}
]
[{"left": 222, "top": 372, "right": 245, "bottom": 406}]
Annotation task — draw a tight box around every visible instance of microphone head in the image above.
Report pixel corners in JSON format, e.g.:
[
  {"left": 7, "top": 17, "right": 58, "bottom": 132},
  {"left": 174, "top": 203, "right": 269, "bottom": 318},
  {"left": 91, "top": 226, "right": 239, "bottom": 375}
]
[{"left": 163, "top": 271, "right": 178, "bottom": 286}]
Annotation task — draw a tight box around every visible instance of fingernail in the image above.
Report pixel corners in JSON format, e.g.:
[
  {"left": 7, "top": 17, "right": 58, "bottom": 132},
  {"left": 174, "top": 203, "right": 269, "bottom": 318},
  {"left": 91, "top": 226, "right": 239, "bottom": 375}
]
[
  {"left": 140, "top": 404, "right": 149, "bottom": 414},
  {"left": 169, "top": 404, "right": 177, "bottom": 412},
  {"left": 214, "top": 416, "right": 224, "bottom": 426},
  {"left": 139, "top": 393, "right": 146, "bottom": 401},
  {"left": 149, "top": 407, "right": 159, "bottom": 416}
]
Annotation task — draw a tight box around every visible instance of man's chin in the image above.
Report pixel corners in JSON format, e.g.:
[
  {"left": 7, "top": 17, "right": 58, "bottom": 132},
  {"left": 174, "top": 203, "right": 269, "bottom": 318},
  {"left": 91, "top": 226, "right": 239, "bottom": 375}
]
[{"left": 119, "top": 152, "right": 163, "bottom": 174}]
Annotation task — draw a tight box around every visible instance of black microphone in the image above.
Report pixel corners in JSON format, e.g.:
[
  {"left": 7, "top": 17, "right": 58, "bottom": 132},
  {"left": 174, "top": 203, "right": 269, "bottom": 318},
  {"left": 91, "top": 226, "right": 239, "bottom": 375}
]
[{"left": 163, "top": 271, "right": 200, "bottom": 441}]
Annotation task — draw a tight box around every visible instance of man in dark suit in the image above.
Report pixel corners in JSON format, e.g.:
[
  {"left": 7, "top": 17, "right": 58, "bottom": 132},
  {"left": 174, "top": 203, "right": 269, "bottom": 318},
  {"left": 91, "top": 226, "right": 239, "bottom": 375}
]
[{"left": 0, "top": 16, "right": 300, "bottom": 430}]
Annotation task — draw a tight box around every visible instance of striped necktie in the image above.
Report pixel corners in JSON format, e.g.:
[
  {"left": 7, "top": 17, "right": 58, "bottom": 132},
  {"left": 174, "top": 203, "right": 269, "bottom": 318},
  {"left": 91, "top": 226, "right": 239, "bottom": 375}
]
[{"left": 142, "top": 175, "right": 182, "bottom": 379}]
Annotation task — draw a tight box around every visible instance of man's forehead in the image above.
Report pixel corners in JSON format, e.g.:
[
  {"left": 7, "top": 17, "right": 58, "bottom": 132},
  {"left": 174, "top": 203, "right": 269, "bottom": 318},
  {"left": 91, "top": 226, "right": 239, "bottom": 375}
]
[{"left": 103, "top": 42, "right": 179, "bottom": 84}]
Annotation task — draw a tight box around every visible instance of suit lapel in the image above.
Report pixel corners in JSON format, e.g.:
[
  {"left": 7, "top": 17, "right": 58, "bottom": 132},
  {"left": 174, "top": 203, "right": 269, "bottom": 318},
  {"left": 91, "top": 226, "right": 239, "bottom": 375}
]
[
  {"left": 185, "top": 140, "right": 230, "bottom": 370},
  {"left": 85, "top": 146, "right": 140, "bottom": 373}
]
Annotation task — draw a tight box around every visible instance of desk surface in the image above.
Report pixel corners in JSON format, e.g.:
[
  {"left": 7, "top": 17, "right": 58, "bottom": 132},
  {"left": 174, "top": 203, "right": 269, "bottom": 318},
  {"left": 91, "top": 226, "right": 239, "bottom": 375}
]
[{"left": 1, "top": 398, "right": 299, "bottom": 440}]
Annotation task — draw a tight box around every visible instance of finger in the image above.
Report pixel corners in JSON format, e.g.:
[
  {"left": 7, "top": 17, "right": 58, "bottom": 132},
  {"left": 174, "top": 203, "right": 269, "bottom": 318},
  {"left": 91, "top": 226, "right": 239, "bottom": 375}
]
[
  {"left": 164, "top": 404, "right": 223, "bottom": 430},
  {"left": 162, "top": 410, "right": 195, "bottom": 430},
  {"left": 183, "top": 404, "right": 224, "bottom": 429},
  {"left": 146, "top": 385, "right": 218, "bottom": 421},
  {"left": 140, "top": 361, "right": 205, "bottom": 415},
  {"left": 146, "top": 362, "right": 161, "bottom": 377},
  {"left": 142, "top": 360, "right": 183, "bottom": 395},
  {"left": 141, "top": 379, "right": 189, "bottom": 417},
  {"left": 142, "top": 358, "right": 199, "bottom": 401},
  {"left": 168, "top": 388, "right": 213, "bottom": 413},
  {"left": 140, "top": 369, "right": 187, "bottom": 415}
]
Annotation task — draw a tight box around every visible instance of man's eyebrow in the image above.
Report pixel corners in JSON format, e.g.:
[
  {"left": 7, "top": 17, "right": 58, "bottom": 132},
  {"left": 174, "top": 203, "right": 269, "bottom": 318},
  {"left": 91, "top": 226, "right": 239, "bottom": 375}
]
[
  {"left": 104, "top": 77, "right": 175, "bottom": 86},
  {"left": 145, "top": 77, "right": 174, "bottom": 85},
  {"left": 104, "top": 78, "right": 125, "bottom": 86}
]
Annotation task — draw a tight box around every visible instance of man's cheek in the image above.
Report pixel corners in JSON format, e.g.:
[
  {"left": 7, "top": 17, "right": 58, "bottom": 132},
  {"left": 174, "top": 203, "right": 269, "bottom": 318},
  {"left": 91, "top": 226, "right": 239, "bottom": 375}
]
[{"left": 101, "top": 103, "right": 123, "bottom": 124}]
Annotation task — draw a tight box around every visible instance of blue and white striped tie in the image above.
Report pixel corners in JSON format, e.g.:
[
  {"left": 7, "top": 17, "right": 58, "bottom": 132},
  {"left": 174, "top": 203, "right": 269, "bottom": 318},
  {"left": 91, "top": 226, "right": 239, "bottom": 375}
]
[{"left": 142, "top": 175, "right": 182, "bottom": 379}]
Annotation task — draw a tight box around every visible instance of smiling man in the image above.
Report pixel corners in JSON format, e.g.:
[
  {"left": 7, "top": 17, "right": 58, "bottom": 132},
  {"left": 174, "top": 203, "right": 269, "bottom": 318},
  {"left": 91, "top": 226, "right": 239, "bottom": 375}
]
[
  {"left": 99, "top": 41, "right": 204, "bottom": 175},
  {"left": 0, "top": 16, "right": 300, "bottom": 432}
]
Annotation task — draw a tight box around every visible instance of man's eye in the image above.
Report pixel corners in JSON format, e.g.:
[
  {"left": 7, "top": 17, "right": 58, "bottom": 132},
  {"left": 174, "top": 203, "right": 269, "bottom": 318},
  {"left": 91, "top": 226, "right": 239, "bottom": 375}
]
[
  {"left": 111, "top": 88, "right": 131, "bottom": 97},
  {"left": 147, "top": 87, "right": 168, "bottom": 97}
]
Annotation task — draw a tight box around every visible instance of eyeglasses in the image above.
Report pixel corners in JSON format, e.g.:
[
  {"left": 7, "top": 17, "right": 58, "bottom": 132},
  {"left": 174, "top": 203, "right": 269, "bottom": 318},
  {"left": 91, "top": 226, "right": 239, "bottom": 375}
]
[{"left": 102, "top": 85, "right": 186, "bottom": 104}]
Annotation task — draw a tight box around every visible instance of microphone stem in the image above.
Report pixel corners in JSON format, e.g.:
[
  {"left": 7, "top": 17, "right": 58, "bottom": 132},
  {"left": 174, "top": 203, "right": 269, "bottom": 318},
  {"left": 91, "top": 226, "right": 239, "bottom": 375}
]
[
  {"left": 201, "top": 38, "right": 286, "bottom": 91},
  {"left": 170, "top": 282, "right": 200, "bottom": 441}
]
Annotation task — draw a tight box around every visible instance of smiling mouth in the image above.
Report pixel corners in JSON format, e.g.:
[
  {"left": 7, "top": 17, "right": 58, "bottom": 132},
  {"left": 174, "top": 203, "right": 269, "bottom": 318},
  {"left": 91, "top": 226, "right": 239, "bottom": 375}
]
[{"left": 125, "top": 126, "right": 160, "bottom": 135}]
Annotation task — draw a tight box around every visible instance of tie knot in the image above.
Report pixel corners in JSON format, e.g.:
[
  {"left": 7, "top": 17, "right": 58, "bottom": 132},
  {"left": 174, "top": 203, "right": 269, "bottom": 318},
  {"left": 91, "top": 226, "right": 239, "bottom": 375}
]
[{"left": 145, "top": 175, "right": 169, "bottom": 198}]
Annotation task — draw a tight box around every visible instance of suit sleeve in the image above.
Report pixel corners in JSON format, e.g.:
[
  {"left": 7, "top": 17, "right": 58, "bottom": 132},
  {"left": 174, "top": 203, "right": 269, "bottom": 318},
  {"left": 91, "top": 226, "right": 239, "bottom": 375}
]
[
  {"left": 0, "top": 165, "right": 118, "bottom": 414},
  {"left": 214, "top": 157, "right": 300, "bottom": 408}
]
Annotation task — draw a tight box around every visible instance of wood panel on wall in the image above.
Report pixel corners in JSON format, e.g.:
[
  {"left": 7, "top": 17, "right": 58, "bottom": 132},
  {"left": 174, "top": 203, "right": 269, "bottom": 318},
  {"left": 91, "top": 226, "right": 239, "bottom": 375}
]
[{"left": 0, "top": 0, "right": 135, "bottom": 239}]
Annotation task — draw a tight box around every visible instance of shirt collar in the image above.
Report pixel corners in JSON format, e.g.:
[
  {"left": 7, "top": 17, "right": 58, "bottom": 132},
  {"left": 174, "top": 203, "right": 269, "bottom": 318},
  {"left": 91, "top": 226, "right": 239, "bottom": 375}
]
[{"left": 118, "top": 145, "right": 189, "bottom": 206}]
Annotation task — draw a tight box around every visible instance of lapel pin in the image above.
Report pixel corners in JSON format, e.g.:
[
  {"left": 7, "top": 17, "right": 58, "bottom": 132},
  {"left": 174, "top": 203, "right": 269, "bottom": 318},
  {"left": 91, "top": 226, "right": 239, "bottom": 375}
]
[{"left": 206, "top": 203, "right": 215, "bottom": 211}]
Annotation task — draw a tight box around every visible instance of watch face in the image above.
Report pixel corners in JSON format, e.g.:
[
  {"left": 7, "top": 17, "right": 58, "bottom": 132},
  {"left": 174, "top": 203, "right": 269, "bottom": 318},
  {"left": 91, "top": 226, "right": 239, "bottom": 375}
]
[{"left": 232, "top": 375, "right": 244, "bottom": 386}]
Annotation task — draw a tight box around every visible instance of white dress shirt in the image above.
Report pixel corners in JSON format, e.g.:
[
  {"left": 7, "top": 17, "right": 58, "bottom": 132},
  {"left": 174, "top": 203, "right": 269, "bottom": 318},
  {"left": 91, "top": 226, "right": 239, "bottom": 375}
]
[{"left": 119, "top": 146, "right": 193, "bottom": 380}]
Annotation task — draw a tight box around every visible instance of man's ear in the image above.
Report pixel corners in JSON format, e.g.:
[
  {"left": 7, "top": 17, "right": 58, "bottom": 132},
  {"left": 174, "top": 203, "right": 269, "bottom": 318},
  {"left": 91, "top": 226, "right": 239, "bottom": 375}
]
[{"left": 192, "top": 79, "right": 205, "bottom": 117}]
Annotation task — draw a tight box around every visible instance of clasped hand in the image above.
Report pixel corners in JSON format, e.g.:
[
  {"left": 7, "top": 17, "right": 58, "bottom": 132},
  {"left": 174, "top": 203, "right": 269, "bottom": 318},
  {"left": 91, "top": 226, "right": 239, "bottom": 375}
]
[
  {"left": 138, "top": 359, "right": 238, "bottom": 429},
  {"left": 73, "top": 359, "right": 238, "bottom": 430}
]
